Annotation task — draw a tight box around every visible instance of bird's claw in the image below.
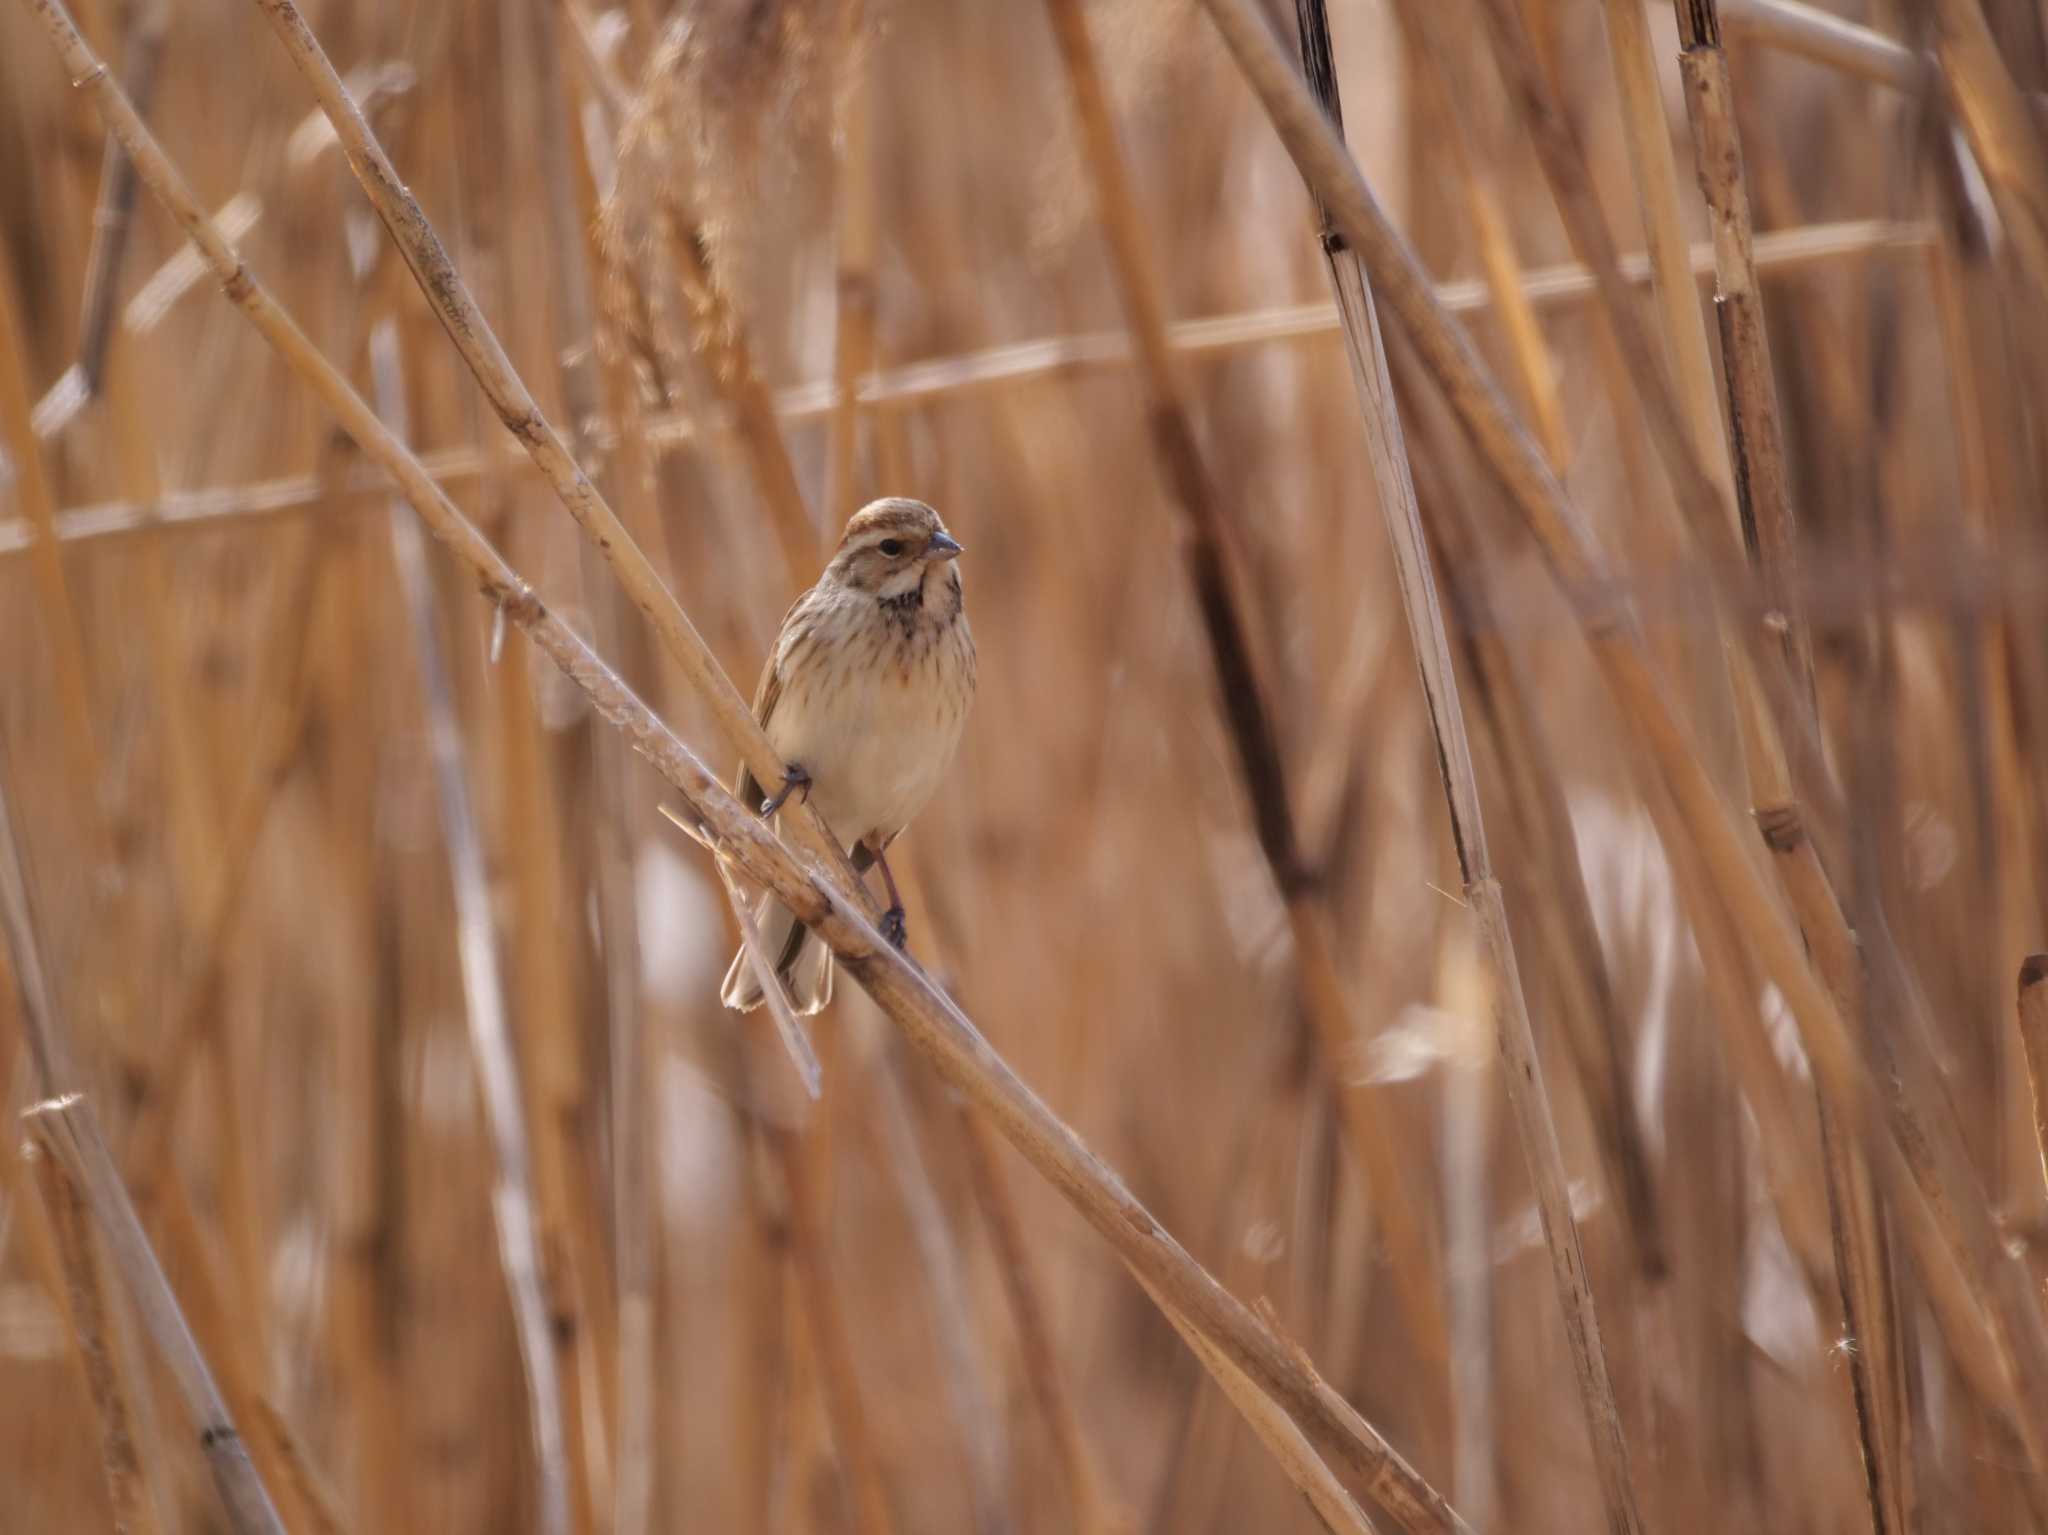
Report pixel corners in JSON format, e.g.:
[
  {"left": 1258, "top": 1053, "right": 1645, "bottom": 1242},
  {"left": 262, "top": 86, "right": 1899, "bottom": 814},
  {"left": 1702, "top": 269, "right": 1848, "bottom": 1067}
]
[
  {"left": 759, "top": 762, "right": 812, "bottom": 818},
  {"left": 880, "top": 906, "right": 907, "bottom": 950}
]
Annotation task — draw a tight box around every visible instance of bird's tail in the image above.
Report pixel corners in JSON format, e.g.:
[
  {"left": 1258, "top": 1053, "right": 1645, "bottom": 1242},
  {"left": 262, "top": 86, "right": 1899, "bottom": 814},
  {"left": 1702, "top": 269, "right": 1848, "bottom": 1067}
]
[{"left": 720, "top": 888, "right": 834, "bottom": 1015}]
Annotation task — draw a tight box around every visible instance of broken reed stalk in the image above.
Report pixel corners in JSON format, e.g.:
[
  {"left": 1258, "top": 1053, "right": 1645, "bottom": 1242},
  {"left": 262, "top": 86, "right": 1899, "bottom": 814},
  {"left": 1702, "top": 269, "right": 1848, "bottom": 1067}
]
[
  {"left": 20, "top": 1099, "right": 288, "bottom": 1535},
  {"left": 1039, "top": 0, "right": 1453, "bottom": 1395},
  {"left": 368, "top": 314, "right": 576, "bottom": 1535},
  {"left": 1668, "top": 0, "right": 1818, "bottom": 714},
  {"left": 238, "top": 0, "right": 871, "bottom": 919},
  {"left": 1293, "top": 8, "right": 1645, "bottom": 1533},
  {"left": 18, "top": 9, "right": 1466, "bottom": 1529},
  {"left": 2020, "top": 956, "right": 2048, "bottom": 1200},
  {"left": 0, "top": 763, "right": 284, "bottom": 1533},
  {"left": 23, "top": 1123, "right": 160, "bottom": 1535},
  {"left": 1193, "top": 0, "right": 2048, "bottom": 1467}
]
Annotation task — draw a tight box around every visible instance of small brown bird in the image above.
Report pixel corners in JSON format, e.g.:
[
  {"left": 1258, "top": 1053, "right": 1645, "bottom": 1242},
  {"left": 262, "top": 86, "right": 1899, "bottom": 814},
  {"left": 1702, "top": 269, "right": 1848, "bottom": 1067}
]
[{"left": 721, "top": 497, "right": 977, "bottom": 1014}]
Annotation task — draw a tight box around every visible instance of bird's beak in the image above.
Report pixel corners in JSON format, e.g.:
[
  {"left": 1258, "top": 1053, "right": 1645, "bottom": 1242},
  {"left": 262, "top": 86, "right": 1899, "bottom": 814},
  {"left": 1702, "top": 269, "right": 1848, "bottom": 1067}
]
[{"left": 928, "top": 531, "right": 964, "bottom": 560}]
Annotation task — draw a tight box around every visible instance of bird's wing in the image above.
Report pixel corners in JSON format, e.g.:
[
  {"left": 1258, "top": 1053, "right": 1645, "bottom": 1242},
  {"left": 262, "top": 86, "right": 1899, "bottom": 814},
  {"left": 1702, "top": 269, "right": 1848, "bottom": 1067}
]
[{"left": 735, "top": 588, "right": 806, "bottom": 810}]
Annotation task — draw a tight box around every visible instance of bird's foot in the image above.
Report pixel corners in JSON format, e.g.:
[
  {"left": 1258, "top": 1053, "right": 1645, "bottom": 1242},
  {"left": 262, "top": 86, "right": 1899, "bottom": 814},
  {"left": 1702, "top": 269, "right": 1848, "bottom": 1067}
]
[
  {"left": 760, "top": 762, "right": 812, "bottom": 818},
  {"left": 880, "top": 905, "right": 908, "bottom": 950}
]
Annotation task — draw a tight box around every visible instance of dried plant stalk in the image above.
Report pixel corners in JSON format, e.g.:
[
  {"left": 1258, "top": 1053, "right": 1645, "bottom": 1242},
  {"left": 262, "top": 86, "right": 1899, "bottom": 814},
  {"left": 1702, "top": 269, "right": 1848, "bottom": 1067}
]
[
  {"left": 14, "top": 9, "right": 1464, "bottom": 1528},
  {"left": 774, "top": 1125, "right": 897, "bottom": 1535},
  {"left": 1597, "top": 0, "right": 1731, "bottom": 486},
  {"left": 1294, "top": 11, "right": 1644, "bottom": 1530},
  {"left": 0, "top": 250, "right": 105, "bottom": 807},
  {"left": 1668, "top": 0, "right": 1817, "bottom": 712},
  {"left": 24, "top": 1127, "right": 161, "bottom": 1535}
]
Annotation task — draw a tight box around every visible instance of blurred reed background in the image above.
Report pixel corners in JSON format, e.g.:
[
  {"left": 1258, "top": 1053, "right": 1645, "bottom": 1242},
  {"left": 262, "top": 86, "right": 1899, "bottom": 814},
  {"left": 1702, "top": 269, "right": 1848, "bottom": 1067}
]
[{"left": 3, "top": 0, "right": 2048, "bottom": 1529}]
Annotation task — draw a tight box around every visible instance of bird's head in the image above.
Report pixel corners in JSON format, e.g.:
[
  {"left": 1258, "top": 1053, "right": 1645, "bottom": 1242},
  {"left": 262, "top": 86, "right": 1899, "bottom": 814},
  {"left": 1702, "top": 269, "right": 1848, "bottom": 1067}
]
[{"left": 824, "top": 497, "right": 964, "bottom": 603}]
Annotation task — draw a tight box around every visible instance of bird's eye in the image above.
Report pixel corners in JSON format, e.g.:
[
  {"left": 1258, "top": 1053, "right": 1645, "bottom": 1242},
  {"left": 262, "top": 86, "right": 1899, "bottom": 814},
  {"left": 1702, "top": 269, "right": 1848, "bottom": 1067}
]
[{"left": 877, "top": 539, "right": 905, "bottom": 557}]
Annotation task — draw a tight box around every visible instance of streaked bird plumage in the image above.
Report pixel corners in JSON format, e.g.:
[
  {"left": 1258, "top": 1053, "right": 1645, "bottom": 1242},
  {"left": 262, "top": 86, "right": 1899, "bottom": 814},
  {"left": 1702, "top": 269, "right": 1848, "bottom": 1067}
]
[{"left": 721, "top": 498, "right": 976, "bottom": 1014}]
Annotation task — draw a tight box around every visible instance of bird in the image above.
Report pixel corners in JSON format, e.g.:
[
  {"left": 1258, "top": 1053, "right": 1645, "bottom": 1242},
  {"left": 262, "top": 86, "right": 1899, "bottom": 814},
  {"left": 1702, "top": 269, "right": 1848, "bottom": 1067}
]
[{"left": 720, "top": 497, "right": 976, "bottom": 1015}]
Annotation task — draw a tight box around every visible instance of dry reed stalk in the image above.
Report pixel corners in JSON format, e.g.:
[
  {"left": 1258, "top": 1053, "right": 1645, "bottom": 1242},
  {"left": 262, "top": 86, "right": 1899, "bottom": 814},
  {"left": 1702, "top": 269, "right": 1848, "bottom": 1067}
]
[
  {"left": 1421, "top": 463, "right": 1665, "bottom": 1279},
  {"left": 1668, "top": 0, "right": 1819, "bottom": 714},
  {"left": 23, "top": 1120, "right": 161, "bottom": 1535},
  {"left": 825, "top": 0, "right": 878, "bottom": 537},
  {"left": 523, "top": 2, "right": 645, "bottom": 1503},
  {"left": 17, "top": 13, "right": 1469, "bottom": 1526},
  {"left": 1374, "top": 0, "right": 1569, "bottom": 470},
  {"left": 1666, "top": 2, "right": 1906, "bottom": 1518},
  {"left": 2020, "top": 956, "right": 2048, "bottom": 1197},
  {"left": 238, "top": 0, "right": 870, "bottom": 918},
  {"left": 563, "top": 66, "right": 661, "bottom": 1535},
  {"left": 152, "top": 1174, "right": 347, "bottom": 1535},
  {"left": 1928, "top": 0, "right": 2048, "bottom": 300},
  {"left": 1755, "top": 809, "right": 1906, "bottom": 1535},
  {"left": 1722, "top": 0, "right": 1926, "bottom": 88},
  {"left": 368, "top": 316, "right": 576, "bottom": 1535},
  {"left": 1040, "top": 0, "right": 1452, "bottom": 1391},
  {"left": 0, "top": 250, "right": 105, "bottom": 809},
  {"left": 773, "top": 1123, "right": 897, "bottom": 1535},
  {"left": 1294, "top": 11, "right": 1645, "bottom": 1530},
  {"left": 953, "top": 1099, "right": 1123, "bottom": 1535},
  {"left": 1598, "top": 0, "right": 1732, "bottom": 486},
  {"left": 1764, "top": 806, "right": 2048, "bottom": 1511},
  {"left": 868, "top": 1049, "right": 1012, "bottom": 1535},
  {"left": 8, "top": 216, "right": 1934, "bottom": 556},
  {"left": 546, "top": 1, "right": 636, "bottom": 1484},
  {"left": 1465, "top": 0, "right": 1737, "bottom": 568},
  {"left": 69, "top": 0, "right": 163, "bottom": 396},
  {"left": 120, "top": 530, "right": 324, "bottom": 1195},
  {"left": 17, "top": 1100, "right": 287, "bottom": 1535}
]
